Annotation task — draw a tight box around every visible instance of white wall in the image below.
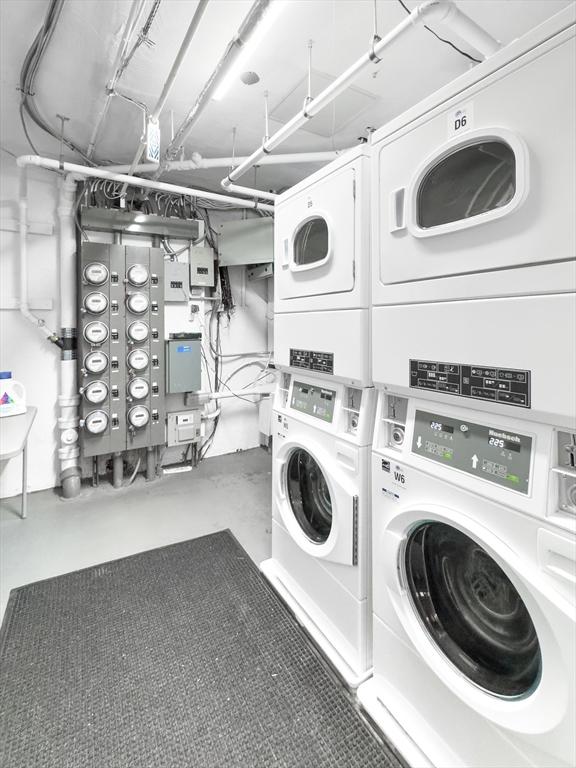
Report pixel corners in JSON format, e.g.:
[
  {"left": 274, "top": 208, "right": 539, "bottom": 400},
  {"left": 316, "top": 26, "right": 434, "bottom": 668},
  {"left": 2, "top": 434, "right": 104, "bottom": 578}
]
[
  {"left": 0, "top": 157, "right": 273, "bottom": 499},
  {"left": 0, "top": 159, "right": 61, "bottom": 497}
]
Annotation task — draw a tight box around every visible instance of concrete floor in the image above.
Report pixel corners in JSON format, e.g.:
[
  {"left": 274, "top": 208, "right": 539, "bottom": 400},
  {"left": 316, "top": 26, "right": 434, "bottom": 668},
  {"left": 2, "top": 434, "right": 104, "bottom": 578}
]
[{"left": 0, "top": 448, "right": 272, "bottom": 623}]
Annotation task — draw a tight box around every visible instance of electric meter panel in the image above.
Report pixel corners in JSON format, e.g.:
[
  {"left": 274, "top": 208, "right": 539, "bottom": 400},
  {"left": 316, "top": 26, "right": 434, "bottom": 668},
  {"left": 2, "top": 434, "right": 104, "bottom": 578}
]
[
  {"left": 127, "top": 321, "right": 149, "bottom": 343},
  {"left": 83, "top": 262, "right": 109, "bottom": 286},
  {"left": 78, "top": 243, "right": 165, "bottom": 457},
  {"left": 84, "top": 409, "right": 109, "bottom": 435},
  {"left": 127, "top": 349, "right": 149, "bottom": 372},
  {"left": 84, "top": 351, "right": 108, "bottom": 374},
  {"left": 127, "top": 263, "right": 149, "bottom": 287},
  {"left": 127, "top": 405, "right": 150, "bottom": 430},
  {"left": 126, "top": 292, "right": 149, "bottom": 315},
  {"left": 124, "top": 245, "right": 165, "bottom": 450},
  {"left": 83, "top": 321, "right": 109, "bottom": 345},
  {"left": 127, "top": 377, "right": 149, "bottom": 401},
  {"left": 83, "top": 380, "right": 109, "bottom": 405},
  {"left": 84, "top": 292, "right": 109, "bottom": 315},
  {"left": 78, "top": 243, "right": 126, "bottom": 457}
]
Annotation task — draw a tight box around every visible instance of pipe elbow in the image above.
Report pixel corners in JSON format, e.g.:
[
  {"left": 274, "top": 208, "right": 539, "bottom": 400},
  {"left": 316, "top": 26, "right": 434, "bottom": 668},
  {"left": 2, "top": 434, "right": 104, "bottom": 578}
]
[{"left": 16, "top": 155, "right": 40, "bottom": 168}]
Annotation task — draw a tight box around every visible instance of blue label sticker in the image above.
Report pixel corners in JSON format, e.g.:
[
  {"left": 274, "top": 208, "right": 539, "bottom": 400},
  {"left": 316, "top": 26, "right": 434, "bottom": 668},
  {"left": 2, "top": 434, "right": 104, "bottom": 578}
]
[{"left": 177, "top": 345, "right": 192, "bottom": 353}]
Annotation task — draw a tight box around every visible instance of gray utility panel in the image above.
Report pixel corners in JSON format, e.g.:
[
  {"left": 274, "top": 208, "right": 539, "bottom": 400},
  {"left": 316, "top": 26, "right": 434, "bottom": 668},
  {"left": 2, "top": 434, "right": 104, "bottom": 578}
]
[
  {"left": 78, "top": 243, "right": 166, "bottom": 457},
  {"left": 166, "top": 335, "right": 202, "bottom": 394},
  {"left": 189, "top": 247, "right": 215, "bottom": 287},
  {"left": 217, "top": 218, "right": 273, "bottom": 266},
  {"left": 411, "top": 409, "right": 532, "bottom": 494}
]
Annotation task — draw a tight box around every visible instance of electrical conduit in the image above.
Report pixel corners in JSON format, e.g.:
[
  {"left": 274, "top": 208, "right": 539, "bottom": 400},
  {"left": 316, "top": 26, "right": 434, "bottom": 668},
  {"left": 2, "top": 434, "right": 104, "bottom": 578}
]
[{"left": 122, "top": 0, "right": 210, "bottom": 180}]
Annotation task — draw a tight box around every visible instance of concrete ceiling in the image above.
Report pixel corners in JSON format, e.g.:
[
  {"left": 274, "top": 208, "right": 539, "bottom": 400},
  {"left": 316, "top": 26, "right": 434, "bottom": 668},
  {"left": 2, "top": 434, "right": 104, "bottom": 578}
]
[{"left": 1, "top": 0, "right": 573, "bottom": 194}]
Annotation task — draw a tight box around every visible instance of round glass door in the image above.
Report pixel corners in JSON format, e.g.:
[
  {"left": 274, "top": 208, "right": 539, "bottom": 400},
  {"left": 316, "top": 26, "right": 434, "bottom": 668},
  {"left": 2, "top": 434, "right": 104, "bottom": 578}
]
[
  {"left": 405, "top": 522, "right": 541, "bottom": 698},
  {"left": 286, "top": 449, "right": 332, "bottom": 543}
]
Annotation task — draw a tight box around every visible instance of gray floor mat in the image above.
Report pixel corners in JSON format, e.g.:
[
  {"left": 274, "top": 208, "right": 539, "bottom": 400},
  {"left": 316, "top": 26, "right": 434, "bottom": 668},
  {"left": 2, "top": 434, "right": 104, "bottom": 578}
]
[{"left": 0, "top": 529, "right": 403, "bottom": 768}]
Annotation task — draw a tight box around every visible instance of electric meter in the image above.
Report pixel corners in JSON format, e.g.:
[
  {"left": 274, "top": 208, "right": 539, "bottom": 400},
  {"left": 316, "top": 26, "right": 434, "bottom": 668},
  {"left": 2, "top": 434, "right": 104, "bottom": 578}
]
[
  {"left": 83, "top": 321, "right": 109, "bottom": 345},
  {"left": 83, "top": 380, "right": 108, "bottom": 404},
  {"left": 127, "top": 378, "right": 149, "bottom": 400},
  {"left": 84, "top": 351, "right": 108, "bottom": 374},
  {"left": 127, "top": 405, "right": 150, "bottom": 429},
  {"left": 127, "top": 348, "right": 149, "bottom": 371},
  {"left": 126, "top": 263, "right": 149, "bottom": 286},
  {"left": 127, "top": 321, "right": 149, "bottom": 343},
  {"left": 84, "top": 292, "right": 108, "bottom": 315},
  {"left": 83, "top": 262, "right": 109, "bottom": 285},
  {"left": 84, "top": 409, "right": 108, "bottom": 435},
  {"left": 126, "top": 292, "right": 149, "bottom": 314}
]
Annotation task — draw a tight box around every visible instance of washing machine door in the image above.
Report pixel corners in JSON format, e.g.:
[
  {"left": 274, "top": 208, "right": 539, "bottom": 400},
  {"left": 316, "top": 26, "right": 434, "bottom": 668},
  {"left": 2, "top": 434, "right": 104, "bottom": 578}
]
[
  {"left": 275, "top": 165, "right": 355, "bottom": 302},
  {"left": 404, "top": 521, "right": 541, "bottom": 698},
  {"left": 276, "top": 443, "right": 356, "bottom": 565},
  {"left": 383, "top": 506, "right": 575, "bottom": 739}
]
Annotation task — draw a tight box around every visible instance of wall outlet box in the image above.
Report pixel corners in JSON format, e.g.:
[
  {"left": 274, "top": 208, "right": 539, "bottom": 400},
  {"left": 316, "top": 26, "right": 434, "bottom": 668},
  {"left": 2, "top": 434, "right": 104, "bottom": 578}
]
[
  {"left": 189, "top": 247, "right": 214, "bottom": 287},
  {"left": 164, "top": 261, "right": 189, "bottom": 302},
  {"left": 166, "top": 410, "right": 203, "bottom": 446}
]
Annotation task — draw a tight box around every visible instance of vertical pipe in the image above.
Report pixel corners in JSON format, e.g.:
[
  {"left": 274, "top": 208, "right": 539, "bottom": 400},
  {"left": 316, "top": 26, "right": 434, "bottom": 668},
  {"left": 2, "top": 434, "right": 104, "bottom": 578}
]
[
  {"left": 146, "top": 446, "right": 155, "bottom": 481},
  {"left": 112, "top": 452, "right": 124, "bottom": 488},
  {"left": 58, "top": 175, "right": 82, "bottom": 498}
]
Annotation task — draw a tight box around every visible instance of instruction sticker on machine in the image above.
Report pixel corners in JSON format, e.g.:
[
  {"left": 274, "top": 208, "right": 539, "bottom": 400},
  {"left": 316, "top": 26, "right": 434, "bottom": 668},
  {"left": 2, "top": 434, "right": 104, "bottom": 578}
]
[{"left": 411, "top": 409, "right": 532, "bottom": 494}]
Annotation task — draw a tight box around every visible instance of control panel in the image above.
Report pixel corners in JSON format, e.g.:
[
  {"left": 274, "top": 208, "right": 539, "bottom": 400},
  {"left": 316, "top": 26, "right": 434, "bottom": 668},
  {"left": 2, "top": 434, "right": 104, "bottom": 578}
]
[
  {"left": 290, "top": 348, "right": 334, "bottom": 375},
  {"left": 410, "top": 359, "right": 531, "bottom": 409},
  {"left": 290, "top": 380, "right": 336, "bottom": 422},
  {"left": 411, "top": 409, "right": 532, "bottom": 494},
  {"left": 78, "top": 243, "right": 165, "bottom": 457}
]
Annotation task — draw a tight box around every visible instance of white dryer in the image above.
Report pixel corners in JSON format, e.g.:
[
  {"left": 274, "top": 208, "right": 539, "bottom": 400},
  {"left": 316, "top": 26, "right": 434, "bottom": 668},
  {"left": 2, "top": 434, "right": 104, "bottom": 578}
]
[
  {"left": 274, "top": 145, "right": 371, "bottom": 386},
  {"left": 370, "top": 7, "right": 576, "bottom": 428},
  {"left": 261, "top": 371, "right": 376, "bottom": 686},
  {"left": 358, "top": 391, "right": 576, "bottom": 768}
]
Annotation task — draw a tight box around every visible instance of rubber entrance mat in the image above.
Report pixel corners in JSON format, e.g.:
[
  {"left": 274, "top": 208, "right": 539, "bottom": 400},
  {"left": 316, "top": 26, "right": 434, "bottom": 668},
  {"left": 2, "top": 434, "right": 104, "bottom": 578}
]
[{"left": 0, "top": 530, "right": 403, "bottom": 768}]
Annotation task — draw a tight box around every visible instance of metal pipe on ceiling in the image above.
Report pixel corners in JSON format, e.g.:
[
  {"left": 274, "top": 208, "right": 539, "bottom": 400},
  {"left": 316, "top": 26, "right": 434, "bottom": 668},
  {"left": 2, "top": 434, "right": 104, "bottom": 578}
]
[
  {"left": 221, "top": 0, "right": 502, "bottom": 201},
  {"left": 86, "top": 0, "right": 147, "bottom": 159},
  {"left": 16, "top": 155, "right": 274, "bottom": 212},
  {"left": 152, "top": 0, "right": 271, "bottom": 179},
  {"left": 122, "top": 0, "right": 210, "bottom": 180},
  {"left": 102, "top": 150, "right": 343, "bottom": 175}
]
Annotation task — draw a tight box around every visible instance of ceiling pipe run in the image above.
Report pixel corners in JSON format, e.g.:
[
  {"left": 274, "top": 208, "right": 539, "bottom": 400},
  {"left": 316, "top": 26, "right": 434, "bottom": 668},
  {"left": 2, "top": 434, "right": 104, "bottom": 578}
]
[
  {"left": 153, "top": 0, "right": 271, "bottom": 179},
  {"left": 122, "top": 0, "right": 210, "bottom": 181},
  {"left": 16, "top": 155, "right": 274, "bottom": 212},
  {"left": 102, "top": 150, "right": 343, "bottom": 175},
  {"left": 86, "top": 0, "right": 147, "bottom": 160},
  {"left": 221, "top": 0, "right": 502, "bottom": 200}
]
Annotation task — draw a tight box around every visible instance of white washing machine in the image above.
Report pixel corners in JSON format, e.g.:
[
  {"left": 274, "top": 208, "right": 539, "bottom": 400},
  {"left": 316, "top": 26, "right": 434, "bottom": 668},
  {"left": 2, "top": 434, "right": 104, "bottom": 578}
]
[
  {"left": 370, "top": 7, "right": 576, "bottom": 428},
  {"left": 274, "top": 144, "right": 371, "bottom": 386},
  {"left": 261, "top": 371, "right": 376, "bottom": 686},
  {"left": 358, "top": 391, "right": 576, "bottom": 768}
]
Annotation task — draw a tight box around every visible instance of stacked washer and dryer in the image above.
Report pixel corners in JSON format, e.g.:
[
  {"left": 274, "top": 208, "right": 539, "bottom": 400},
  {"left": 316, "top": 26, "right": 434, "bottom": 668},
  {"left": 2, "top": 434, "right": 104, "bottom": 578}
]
[
  {"left": 358, "top": 7, "right": 576, "bottom": 768},
  {"left": 261, "top": 145, "right": 377, "bottom": 687}
]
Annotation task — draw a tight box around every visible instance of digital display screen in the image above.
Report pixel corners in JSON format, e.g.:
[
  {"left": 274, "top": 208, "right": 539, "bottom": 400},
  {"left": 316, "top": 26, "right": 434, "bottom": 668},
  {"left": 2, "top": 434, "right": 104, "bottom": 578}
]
[
  {"left": 487, "top": 436, "right": 521, "bottom": 453},
  {"left": 430, "top": 420, "right": 454, "bottom": 434}
]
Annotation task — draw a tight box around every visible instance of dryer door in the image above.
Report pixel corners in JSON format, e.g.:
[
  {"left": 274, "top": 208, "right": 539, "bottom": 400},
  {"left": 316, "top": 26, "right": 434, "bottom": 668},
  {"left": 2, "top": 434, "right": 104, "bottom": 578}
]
[
  {"left": 374, "top": 34, "right": 575, "bottom": 286},
  {"left": 276, "top": 444, "right": 356, "bottom": 565},
  {"left": 275, "top": 165, "right": 356, "bottom": 301}
]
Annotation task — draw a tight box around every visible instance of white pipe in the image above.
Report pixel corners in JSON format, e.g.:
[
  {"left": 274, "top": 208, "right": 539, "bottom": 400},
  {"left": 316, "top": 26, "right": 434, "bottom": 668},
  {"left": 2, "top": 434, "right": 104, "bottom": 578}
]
[
  {"left": 87, "top": 0, "right": 147, "bottom": 159},
  {"left": 18, "top": 167, "right": 58, "bottom": 339},
  {"left": 16, "top": 155, "right": 274, "bottom": 212},
  {"left": 57, "top": 175, "right": 81, "bottom": 497},
  {"left": 102, "top": 150, "right": 342, "bottom": 175},
  {"left": 123, "top": 0, "right": 210, "bottom": 179},
  {"left": 207, "top": 387, "right": 274, "bottom": 400},
  {"left": 221, "top": 0, "right": 501, "bottom": 197}
]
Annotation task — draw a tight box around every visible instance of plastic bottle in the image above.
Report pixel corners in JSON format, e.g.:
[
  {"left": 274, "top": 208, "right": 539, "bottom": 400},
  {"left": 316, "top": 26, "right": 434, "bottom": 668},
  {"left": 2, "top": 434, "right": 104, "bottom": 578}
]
[{"left": 0, "top": 372, "right": 26, "bottom": 417}]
